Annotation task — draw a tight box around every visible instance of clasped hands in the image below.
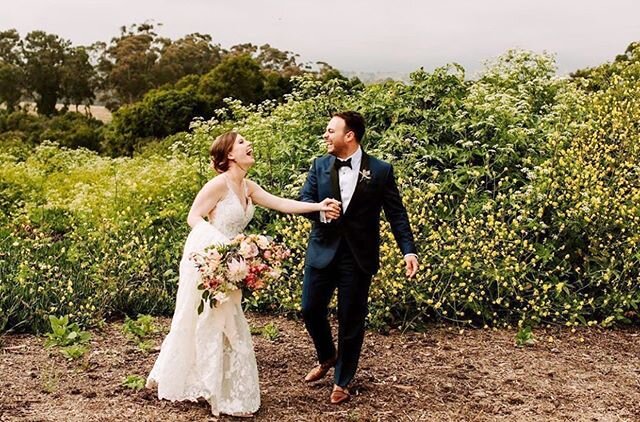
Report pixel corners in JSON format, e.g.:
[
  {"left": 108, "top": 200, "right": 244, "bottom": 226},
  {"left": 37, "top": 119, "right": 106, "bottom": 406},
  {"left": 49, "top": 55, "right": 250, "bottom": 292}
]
[{"left": 319, "top": 198, "right": 341, "bottom": 220}]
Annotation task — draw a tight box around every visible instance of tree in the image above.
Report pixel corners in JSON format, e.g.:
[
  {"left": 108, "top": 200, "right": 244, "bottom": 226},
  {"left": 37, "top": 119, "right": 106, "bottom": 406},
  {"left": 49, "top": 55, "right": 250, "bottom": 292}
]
[
  {"left": 155, "top": 33, "right": 224, "bottom": 85},
  {"left": 104, "top": 85, "right": 212, "bottom": 155},
  {"left": 615, "top": 41, "right": 640, "bottom": 63},
  {"left": 97, "top": 23, "right": 166, "bottom": 109},
  {"left": 0, "top": 29, "right": 24, "bottom": 111},
  {"left": 255, "top": 43, "right": 302, "bottom": 77},
  {"left": 60, "top": 46, "right": 97, "bottom": 112},
  {"left": 571, "top": 41, "right": 640, "bottom": 92},
  {"left": 315, "top": 61, "right": 347, "bottom": 83},
  {"left": 22, "top": 31, "right": 70, "bottom": 115},
  {"left": 40, "top": 112, "right": 103, "bottom": 150},
  {"left": 254, "top": 44, "right": 305, "bottom": 101},
  {"left": 198, "top": 54, "right": 265, "bottom": 106},
  {"left": 173, "top": 73, "right": 201, "bottom": 90},
  {"left": 0, "top": 108, "right": 103, "bottom": 149},
  {"left": 229, "top": 43, "right": 258, "bottom": 57},
  {"left": 262, "top": 69, "right": 293, "bottom": 100}
]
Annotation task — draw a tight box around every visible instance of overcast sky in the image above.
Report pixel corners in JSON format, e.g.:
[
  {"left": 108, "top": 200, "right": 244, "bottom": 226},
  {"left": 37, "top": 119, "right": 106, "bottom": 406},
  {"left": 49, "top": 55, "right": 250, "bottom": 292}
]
[{"left": 3, "top": 0, "right": 639, "bottom": 77}]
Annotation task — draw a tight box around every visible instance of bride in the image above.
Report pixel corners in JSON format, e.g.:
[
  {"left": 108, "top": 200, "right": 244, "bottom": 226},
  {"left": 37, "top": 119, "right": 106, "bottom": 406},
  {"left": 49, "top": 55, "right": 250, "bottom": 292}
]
[{"left": 146, "top": 131, "right": 341, "bottom": 417}]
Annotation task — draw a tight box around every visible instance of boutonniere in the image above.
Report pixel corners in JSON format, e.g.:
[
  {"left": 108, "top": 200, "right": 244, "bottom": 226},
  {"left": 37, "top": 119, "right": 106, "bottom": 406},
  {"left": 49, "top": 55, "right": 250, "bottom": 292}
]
[{"left": 359, "top": 169, "right": 371, "bottom": 183}]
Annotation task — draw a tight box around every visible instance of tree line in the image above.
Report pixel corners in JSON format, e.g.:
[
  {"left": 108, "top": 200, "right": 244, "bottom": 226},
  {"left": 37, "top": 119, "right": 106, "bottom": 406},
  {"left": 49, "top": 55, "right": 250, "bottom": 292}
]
[{"left": 0, "top": 23, "right": 359, "bottom": 155}]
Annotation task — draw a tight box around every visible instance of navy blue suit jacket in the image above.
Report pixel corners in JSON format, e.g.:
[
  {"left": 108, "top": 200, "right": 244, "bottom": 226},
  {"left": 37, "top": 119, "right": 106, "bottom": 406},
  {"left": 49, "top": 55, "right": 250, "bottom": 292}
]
[{"left": 299, "top": 151, "right": 417, "bottom": 275}]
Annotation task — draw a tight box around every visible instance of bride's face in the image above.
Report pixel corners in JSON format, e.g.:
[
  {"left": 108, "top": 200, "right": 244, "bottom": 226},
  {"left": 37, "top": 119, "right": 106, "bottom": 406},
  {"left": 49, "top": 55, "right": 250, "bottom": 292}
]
[{"left": 228, "top": 135, "right": 255, "bottom": 168}]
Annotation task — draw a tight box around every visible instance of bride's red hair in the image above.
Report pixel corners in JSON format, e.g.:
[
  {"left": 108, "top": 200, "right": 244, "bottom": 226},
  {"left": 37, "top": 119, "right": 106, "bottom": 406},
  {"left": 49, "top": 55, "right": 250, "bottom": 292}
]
[{"left": 209, "top": 131, "right": 238, "bottom": 173}]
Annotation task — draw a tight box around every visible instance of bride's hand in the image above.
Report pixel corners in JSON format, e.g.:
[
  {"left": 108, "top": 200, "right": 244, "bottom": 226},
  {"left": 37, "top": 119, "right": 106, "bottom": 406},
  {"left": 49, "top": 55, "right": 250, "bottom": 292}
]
[{"left": 319, "top": 198, "right": 341, "bottom": 218}]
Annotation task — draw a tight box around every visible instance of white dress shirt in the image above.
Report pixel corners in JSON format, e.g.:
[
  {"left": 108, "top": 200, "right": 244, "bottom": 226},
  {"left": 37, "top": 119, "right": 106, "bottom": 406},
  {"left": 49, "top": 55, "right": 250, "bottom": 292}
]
[{"left": 336, "top": 146, "right": 362, "bottom": 212}]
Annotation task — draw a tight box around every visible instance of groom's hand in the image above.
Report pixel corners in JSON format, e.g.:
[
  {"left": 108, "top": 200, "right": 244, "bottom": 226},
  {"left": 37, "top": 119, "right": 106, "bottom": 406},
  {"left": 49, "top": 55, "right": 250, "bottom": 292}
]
[
  {"left": 404, "top": 255, "right": 418, "bottom": 278},
  {"left": 323, "top": 199, "right": 341, "bottom": 220}
]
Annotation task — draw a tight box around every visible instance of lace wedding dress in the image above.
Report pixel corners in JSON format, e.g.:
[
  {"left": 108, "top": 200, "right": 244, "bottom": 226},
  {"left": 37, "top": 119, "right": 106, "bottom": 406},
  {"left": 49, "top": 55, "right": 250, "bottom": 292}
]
[{"left": 146, "top": 175, "right": 260, "bottom": 416}]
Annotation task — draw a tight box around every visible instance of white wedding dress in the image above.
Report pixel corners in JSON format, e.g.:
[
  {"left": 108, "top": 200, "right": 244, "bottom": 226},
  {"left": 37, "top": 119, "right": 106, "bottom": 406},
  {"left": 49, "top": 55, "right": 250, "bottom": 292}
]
[{"left": 147, "top": 176, "right": 260, "bottom": 416}]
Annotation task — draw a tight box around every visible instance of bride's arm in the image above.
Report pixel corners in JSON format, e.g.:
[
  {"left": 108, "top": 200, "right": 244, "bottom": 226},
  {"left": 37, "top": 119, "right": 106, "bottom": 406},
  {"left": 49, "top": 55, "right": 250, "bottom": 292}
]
[
  {"left": 186, "top": 177, "right": 226, "bottom": 228},
  {"left": 246, "top": 180, "right": 340, "bottom": 214}
]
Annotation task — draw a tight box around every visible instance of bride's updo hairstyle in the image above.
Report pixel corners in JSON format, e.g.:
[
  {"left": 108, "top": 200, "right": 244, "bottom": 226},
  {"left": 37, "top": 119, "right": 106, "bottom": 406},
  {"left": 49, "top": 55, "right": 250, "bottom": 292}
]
[{"left": 209, "top": 131, "right": 238, "bottom": 173}]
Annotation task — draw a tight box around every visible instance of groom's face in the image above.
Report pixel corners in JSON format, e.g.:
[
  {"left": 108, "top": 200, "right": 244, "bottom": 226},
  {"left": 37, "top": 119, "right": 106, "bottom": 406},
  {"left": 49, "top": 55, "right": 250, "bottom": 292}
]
[{"left": 323, "top": 117, "right": 349, "bottom": 157}]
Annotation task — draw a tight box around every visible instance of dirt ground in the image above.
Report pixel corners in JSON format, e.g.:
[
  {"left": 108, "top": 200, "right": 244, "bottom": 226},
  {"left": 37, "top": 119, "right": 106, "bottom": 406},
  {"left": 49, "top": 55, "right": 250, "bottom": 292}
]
[{"left": 1, "top": 314, "right": 639, "bottom": 422}]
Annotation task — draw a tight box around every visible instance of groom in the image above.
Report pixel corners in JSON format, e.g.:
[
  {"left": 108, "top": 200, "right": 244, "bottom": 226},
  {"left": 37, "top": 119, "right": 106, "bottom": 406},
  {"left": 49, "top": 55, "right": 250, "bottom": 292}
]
[{"left": 299, "top": 111, "right": 418, "bottom": 404}]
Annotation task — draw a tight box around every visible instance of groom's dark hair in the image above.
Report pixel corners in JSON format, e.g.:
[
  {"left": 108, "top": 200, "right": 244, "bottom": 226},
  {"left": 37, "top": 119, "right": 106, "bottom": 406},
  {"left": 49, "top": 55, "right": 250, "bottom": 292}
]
[{"left": 334, "top": 111, "right": 365, "bottom": 143}]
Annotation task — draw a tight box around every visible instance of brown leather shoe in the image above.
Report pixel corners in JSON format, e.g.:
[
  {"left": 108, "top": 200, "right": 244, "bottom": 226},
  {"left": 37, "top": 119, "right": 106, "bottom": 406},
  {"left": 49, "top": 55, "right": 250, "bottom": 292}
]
[
  {"left": 330, "top": 385, "right": 350, "bottom": 404},
  {"left": 304, "top": 357, "right": 337, "bottom": 382}
]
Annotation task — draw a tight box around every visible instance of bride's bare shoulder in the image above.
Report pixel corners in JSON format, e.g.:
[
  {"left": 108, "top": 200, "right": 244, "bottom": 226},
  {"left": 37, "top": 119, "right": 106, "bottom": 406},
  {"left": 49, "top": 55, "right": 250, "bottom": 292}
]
[
  {"left": 200, "top": 173, "right": 228, "bottom": 194},
  {"left": 244, "top": 179, "right": 263, "bottom": 195}
]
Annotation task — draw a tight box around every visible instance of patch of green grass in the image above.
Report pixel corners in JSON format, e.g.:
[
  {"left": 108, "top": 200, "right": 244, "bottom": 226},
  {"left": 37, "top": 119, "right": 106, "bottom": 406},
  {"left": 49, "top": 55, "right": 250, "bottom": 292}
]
[
  {"left": 45, "top": 315, "right": 90, "bottom": 348},
  {"left": 122, "top": 315, "right": 156, "bottom": 341},
  {"left": 41, "top": 367, "right": 60, "bottom": 394},
  {"left": 249, "top": 322, "right": 280, "bottom": 341},
  {"left": 60, "top": 344, "right": 88, "bottom": 360},
  {"left": 122, "top": 374, "right": 145, "bottom": 391},
  {"left": 515, "top": 326, "right": 536, "bottom": 347},
  {"left": 261, "top": 322, "right": 280, "bottom": 342},
  {"left": 122, "top": 315, "right": 157, "bottom": 352}
]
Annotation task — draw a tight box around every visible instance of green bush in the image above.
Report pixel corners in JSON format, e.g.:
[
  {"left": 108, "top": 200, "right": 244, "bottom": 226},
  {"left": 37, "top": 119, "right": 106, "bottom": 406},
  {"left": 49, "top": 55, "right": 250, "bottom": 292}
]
[
  {"left": 1, "top": 49, "right": 639, "bottom": 333},
  {"left": 103, "top": 86, "right": 213, "bottom": 156},
  {"left": 0, "top": 142, "right": 199, "bottom": 332},
  {"left": 0, "top": 110, "right": 103, "bottom": 150}
]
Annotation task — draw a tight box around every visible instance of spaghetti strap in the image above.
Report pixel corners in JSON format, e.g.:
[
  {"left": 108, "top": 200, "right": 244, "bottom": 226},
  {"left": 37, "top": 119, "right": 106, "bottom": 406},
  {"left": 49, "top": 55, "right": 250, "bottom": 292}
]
[
  {"left": 222, "top": 173, "right": 252, "bottom": 211},
  {"left": 243, "top": 179, "right": 253, "bottom": 207},
  {"left": 222, "top": 172, "right": 232, "bottom": 189}
]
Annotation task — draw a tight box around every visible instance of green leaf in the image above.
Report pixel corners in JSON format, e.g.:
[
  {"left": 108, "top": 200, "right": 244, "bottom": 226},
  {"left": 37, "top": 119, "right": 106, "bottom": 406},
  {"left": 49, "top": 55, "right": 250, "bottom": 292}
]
[
  {"left": 122, "top": 375, "right": 145, "bottom": 391},
  {"left": 515, "top": 326, "right": 536, "bottom": 347}
]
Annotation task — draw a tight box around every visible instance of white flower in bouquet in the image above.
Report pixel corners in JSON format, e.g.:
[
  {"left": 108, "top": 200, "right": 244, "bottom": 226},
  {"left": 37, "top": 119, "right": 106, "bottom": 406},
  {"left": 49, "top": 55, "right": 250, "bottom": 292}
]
[
  {"left": 213, "top": 291, "right": 230, "bottom": 304},
  {"left": 256, "top": 235, "right": 270, "bottom": 249},
  {"left": 227, "top": 257, "right": 249, "bottom": 283},
  {"left": 204, "top": 249, "right": 222, "bottom": 268},
  {"left": 239, "top": 240, "right": 259, "bottom": 259}
]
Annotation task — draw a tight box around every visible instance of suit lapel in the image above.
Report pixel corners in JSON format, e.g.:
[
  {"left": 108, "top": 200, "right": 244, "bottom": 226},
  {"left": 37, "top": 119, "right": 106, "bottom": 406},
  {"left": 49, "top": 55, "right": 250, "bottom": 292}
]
[{"left": 345, "top": 151, "right": 370, "bottom": 216}]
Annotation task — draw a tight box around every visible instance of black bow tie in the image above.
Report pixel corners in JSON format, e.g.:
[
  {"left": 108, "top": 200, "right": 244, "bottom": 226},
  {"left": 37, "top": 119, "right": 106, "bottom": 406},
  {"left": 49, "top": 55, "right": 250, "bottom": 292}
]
[{"left": 334, "top": 158, "right": 352, "bottom": 170}]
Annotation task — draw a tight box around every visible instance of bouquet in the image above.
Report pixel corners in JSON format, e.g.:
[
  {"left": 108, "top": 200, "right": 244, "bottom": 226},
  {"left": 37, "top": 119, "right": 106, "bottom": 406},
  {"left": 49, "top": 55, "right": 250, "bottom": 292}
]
[{"left": 189, "top": 233, "right": 290, "bottom": 314}]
